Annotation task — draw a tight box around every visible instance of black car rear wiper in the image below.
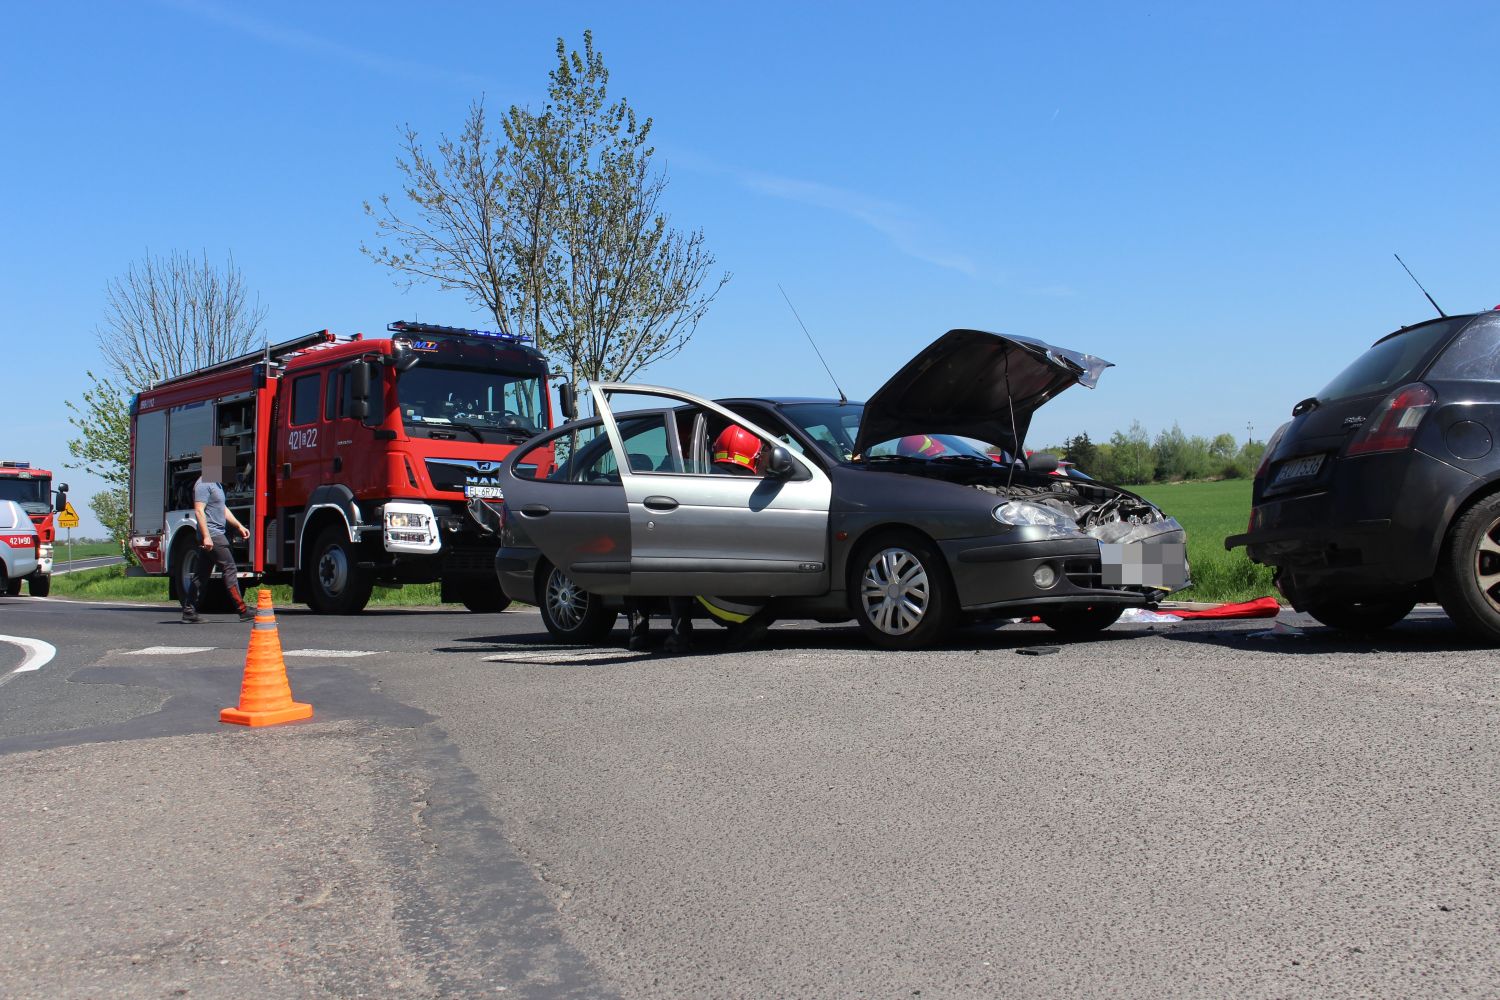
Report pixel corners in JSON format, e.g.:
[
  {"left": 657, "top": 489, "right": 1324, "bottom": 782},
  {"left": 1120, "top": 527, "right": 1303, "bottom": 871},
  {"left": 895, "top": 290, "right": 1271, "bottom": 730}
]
[{"left": 1292, "top": 396, "right": 1320, "bottom": 416}]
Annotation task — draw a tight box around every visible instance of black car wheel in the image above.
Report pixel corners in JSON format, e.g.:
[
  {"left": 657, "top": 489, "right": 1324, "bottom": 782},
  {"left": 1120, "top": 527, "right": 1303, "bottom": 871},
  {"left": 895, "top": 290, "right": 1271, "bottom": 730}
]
[
  {"left": 1435, "top": 492, "right": 1500, "bottom": 643},
  {"left": 538, "top": 562, "right": 615, "bottom": 643},
  {"left": 850, "top": 533, "right": 956, "bottom": 649},
  {"left": 1304, "top": 597, "right": 1416, "bottom": 633},
  {"left": 306, "top": 526, "right": 373, "bottom": 614},
  {"left": 1038, "top": 604, "right": 1123, "bottom": 635},
  {"left": 28, "top": 574, "right": 50, "bottom": 597}
]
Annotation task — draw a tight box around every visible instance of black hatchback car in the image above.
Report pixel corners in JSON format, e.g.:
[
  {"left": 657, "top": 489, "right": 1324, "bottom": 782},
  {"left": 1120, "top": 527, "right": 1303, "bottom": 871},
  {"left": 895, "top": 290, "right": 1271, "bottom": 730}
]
[{"left": 1227, "top": 310, "right": 1500, "bottom": 641}]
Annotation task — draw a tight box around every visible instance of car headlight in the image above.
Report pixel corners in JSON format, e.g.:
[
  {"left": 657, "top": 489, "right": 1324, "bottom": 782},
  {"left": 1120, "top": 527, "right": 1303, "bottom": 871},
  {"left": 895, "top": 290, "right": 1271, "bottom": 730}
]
[
  {"left": 993, "top": 501, "right": 1082, "bottom": 537},
  {"left": 386, "top": 511, "right": 429, "bottom": 529}
]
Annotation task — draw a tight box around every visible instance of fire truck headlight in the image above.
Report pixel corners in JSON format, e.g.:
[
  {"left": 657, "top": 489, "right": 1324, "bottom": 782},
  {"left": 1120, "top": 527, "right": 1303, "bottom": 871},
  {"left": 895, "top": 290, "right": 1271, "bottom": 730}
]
[{"left": 386, "top": 512, "right": 428, "bottom": 529}]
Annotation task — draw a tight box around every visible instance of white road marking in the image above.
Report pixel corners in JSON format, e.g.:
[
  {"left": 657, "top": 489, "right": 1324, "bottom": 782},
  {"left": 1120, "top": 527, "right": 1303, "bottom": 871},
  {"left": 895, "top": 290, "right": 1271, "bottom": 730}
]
[
  {"left": 0, "top": 635, "right": 58, "bottom": 686},
  {"left": 483, "top": 648, "right": 648, "bottom": 664},
  {"left": 124, "top": 646, "right": 217, "bottom": 655},
  {"left": 282, "top": 649, "right": 378, "bottom": 658}
]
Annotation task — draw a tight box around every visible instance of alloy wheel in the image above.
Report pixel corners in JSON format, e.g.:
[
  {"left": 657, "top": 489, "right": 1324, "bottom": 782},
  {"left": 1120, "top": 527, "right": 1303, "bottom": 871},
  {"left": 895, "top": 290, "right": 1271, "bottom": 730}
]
[
  {"left": 859, "top": 546, "right": 930, "bottom": 636},
  {"left": 546, "top": 569, "right": 588, "bottom": 630},
  {"left": 1476, "top": 513, "right": 1500, "bottom": 615}
]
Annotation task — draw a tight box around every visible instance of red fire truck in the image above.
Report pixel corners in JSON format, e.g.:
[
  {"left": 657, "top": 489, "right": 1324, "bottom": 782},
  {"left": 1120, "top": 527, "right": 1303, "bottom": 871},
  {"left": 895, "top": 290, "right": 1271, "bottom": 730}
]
[
  {"left": 0, "top": 462, "right": 68, "bottom": 596},
  {"left": 127, "top": 322, "right": 556, "bottom": 613}
]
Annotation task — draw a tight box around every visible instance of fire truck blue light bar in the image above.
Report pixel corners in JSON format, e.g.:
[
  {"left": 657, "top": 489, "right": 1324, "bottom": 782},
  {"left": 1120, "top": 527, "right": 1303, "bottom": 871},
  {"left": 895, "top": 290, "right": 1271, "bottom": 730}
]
[{"left": 387, "top": 321, "right": 532, "bottom": 345}]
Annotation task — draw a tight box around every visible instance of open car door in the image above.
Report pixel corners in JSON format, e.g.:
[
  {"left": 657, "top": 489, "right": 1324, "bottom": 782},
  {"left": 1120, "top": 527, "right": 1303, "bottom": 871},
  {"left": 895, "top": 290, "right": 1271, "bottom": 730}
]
[
  {"left": 497, "top": 418, "right": 634, "bottom": 594},
  {"left": 591, "top": 383, "right": 834, "bottom": 598}
]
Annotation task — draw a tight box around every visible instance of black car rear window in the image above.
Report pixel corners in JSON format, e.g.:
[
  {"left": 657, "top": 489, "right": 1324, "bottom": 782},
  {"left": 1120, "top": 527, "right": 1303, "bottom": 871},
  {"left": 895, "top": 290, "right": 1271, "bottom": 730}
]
[
  {"left": 1316, "top": 318, "right": 1465, "bottom": 401},
  {"left": 1427, "top": 314, "right": 1500, "bottom": 382}
]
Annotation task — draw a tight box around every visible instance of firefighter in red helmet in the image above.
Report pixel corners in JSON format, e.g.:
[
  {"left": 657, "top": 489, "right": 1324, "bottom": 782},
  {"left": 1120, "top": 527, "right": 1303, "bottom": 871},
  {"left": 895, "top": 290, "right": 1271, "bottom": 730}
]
[{"left": 712, "top": 424, "right": 763, "bottom": 474}]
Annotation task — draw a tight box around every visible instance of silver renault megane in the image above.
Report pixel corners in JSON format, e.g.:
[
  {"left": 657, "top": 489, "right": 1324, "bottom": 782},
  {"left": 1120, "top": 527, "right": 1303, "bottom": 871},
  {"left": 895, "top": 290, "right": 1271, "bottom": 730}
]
[{"left": 493, "top": 329, "right": 1189, "bottom": 649}]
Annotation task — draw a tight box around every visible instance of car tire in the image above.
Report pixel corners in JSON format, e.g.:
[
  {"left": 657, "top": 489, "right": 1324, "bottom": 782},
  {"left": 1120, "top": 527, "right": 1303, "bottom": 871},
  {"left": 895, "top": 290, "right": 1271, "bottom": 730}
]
[
  {"left": 849, "top": 532, "right": 957, "bottom": 650},
  {"left": 1038, "top": 604, "right": 1124, "bottom": 635},
  {"left": 306, "top": 526, "right": 373, "bottom": 614},
  {"left": 1304, "top": 597, "right": 1416, "bottom": 633},
  {"left": 0, "top": 567, "right": 11, "bottom": 596},
  {"left": 460, "top": 591, "right": 512, "bottom": 614},
  {"left": 28, "top": 574, "right": 50, "bottom": 598},
  {"left": 1434, "top": 492, "right": 1500, "bottom": 643},
  {"left": 537, "top": 561, "right": 615, "bottom": 644}
]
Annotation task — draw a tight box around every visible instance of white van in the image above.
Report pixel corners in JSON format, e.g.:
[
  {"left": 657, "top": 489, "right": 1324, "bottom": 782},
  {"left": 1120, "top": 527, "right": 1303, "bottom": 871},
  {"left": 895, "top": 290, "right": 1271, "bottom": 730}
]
[{"left": 0, "top": 499, "right": 40, "bottom": 595}]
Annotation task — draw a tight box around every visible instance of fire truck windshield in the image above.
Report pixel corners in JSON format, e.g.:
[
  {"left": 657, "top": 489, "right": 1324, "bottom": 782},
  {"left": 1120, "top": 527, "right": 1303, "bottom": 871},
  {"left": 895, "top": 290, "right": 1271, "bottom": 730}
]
[
  {"left": 0, "top": 476, "right": 51, "bottom": 515},
  {"left": 397, "top": 365, "right": 546, "bottom": 441}
]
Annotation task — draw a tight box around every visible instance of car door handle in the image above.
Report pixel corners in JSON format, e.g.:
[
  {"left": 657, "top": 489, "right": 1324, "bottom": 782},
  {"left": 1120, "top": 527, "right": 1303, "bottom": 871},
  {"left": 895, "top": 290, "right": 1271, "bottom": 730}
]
[
  {"left": 643, "top": 496, "right": 678, "bottom": 512},
  {"left": 333, "top": 456, "right": 343, "bottom": 473},
  {"left": 519, "top": 504, "right": 551, "bottom": 518}
]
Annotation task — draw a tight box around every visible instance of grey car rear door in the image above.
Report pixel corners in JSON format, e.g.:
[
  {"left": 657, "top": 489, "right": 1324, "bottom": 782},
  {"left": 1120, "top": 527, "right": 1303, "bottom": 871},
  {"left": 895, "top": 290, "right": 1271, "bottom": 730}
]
[{"left": 591, "top": 384, "right": 833, "bottom": 597}]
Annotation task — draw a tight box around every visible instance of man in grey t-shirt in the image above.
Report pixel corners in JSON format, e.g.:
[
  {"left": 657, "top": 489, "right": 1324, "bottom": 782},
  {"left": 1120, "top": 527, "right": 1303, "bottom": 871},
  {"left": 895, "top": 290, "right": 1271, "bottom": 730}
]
[{"left": 182, "top": 446, "right": 253, "bottom": 623}]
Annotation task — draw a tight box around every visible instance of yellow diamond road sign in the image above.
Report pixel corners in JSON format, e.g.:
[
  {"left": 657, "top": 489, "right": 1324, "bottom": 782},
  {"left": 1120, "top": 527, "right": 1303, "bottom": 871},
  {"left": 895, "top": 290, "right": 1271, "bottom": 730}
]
[{"left": 58, "top": 502, "right": 79, "bottom": 529}]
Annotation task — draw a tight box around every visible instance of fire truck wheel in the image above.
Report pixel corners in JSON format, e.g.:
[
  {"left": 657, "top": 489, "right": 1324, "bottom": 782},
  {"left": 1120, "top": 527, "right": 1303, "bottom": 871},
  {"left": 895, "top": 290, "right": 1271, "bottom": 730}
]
[
  {"left": 461, "top": 592, "right": 512, "bottom": 614},
  {"left": 28, "top": 574, "right": 50, "bottom": 598},
  {"left": 307, "top": 526, "right": 373, "bottom": 614}
]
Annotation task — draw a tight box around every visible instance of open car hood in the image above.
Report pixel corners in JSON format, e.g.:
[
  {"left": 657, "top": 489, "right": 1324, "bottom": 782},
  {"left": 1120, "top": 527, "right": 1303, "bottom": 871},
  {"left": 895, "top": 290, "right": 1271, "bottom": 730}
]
[{"left": 853, "top": 329, "right": 1113, "bottom": 459}]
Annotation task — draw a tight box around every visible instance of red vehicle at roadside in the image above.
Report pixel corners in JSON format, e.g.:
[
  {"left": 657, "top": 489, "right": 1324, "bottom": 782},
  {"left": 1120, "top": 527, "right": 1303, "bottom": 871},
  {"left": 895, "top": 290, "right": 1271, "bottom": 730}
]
[
  {"left": 127, "top": 322, "right": 556, "bottom": 613},
  {"left": 0, "top": 461, "right": 68, "bottom": 596}
]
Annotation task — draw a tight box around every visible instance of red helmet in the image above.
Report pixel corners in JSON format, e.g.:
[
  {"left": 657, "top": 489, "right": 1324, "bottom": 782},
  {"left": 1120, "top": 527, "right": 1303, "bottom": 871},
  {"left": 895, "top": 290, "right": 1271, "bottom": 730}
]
[
  {"left": 713, "top": 425, "right": 762, "bottom": 472},
  {"left": 897, "top": 434, "right": 945, "bottom": 458}
]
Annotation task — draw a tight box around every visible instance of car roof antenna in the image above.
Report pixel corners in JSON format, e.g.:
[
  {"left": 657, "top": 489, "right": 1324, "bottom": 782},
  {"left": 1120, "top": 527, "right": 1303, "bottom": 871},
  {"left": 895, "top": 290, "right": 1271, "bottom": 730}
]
[
  {"left": 1394, "top": 253, "right": 1446, "bottom": 318},
  {"left": 779, "top": 284, "right": 847, "bottom": 405}
]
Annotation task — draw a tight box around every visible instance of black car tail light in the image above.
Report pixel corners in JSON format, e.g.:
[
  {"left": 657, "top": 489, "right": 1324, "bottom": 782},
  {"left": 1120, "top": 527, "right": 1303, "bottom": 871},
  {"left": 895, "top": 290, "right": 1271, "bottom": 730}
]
[
  {"left": 1256, "top": 422, "right": 1290, "bottom": 480},
  {"left": 1344, "top": 382, "right": 1436, "bottom": 456}
]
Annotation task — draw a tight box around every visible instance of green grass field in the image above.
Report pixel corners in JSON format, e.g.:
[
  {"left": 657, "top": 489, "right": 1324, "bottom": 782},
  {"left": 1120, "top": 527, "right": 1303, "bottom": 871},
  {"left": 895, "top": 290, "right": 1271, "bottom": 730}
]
[
  {"left": 51, "top": 566, "right": 446, "bottom": 608},
  {"left": 50, "top": 541, "right": 123, "bottom": 560},
  {"left": 51, "top": 480, "right": 1272, "bottom": 608},
  {"left": 1132, "top": 479, "right": 1276, "bottom": 604}
]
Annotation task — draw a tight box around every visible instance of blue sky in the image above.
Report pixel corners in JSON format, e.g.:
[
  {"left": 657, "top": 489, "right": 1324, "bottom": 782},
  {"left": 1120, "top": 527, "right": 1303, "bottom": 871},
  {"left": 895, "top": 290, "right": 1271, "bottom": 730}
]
[{"left": 6, "top": 1, "right": 1499, "bottom": 534}]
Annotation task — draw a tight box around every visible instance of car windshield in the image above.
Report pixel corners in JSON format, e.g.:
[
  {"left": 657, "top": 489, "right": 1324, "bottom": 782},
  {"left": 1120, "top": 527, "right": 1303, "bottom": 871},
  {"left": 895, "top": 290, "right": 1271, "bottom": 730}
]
[
  {"left": 1317, "top": 318, "right": 1466, "bottom": 401},
  {"left": 0, "top": 476, "right": 50, "bottom": 516},
  {"left": 396, "top": 365, "right": 546, "bottom": 439},
  {"left": 776, "top": 402, "right": 1005, "bottom": 464}
]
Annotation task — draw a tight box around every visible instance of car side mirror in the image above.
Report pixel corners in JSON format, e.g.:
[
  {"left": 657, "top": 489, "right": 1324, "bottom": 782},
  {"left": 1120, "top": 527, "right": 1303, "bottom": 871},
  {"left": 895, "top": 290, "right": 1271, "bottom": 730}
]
[
  {"left": 558, "top": 382, "right": 578, "bottom": 421},
  {"left": 766, "top": 446, "right": 796, "bottom": 479},
  {"left": 1028, "top": 451, "right": 1060, "bottom": 474}
]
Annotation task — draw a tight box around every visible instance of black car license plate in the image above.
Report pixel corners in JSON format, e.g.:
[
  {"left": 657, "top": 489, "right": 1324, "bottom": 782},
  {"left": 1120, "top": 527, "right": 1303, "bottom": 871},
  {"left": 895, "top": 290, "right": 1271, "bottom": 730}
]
[{"left": 1273, "top": 454, "right": 1324, "bottom": 485}]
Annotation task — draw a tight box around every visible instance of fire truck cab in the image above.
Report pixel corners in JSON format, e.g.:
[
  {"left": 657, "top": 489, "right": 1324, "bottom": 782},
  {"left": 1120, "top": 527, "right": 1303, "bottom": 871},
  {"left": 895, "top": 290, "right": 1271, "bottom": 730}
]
[
  {"left": 128, "top": 323, "right": 554, "bottom": 613},
  {"left": 0, "top": 461, "right": 68, "bottom": 596}
]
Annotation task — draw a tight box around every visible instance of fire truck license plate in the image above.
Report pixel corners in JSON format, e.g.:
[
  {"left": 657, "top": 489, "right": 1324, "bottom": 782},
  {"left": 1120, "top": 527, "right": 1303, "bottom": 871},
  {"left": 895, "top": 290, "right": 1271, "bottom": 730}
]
[{"left": 464, "top": 485, "right": 504, "bottom": 500}]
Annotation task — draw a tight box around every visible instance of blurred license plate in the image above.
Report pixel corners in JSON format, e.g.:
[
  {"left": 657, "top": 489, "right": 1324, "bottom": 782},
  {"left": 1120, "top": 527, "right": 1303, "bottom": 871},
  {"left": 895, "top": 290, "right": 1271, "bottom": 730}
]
[
  {"left": 1273, "top": 454, "right": 1323, "bottom": 484},
  {"left": 464, "top": 485, "right": 504, "bottom": 500},
  {"left": 1101, "top": 542, "right": 1188, "bottom": 589}
]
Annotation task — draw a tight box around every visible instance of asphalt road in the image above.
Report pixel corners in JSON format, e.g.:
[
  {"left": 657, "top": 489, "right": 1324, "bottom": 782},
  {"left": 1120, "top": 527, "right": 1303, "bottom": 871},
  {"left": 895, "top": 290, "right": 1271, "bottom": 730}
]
[
  {"left": 0, "top": 595, "right": 1495, "bottom": 998},
  {"left": 50, "top": 554, "right": 125, "bottom": 575}
]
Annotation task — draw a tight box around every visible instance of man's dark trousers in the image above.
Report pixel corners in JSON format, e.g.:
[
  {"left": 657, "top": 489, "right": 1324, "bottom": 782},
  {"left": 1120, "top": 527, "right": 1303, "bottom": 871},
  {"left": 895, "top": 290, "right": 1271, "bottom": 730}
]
[{"left": 185, "top": 534, "right": 245, "bottom": 612}]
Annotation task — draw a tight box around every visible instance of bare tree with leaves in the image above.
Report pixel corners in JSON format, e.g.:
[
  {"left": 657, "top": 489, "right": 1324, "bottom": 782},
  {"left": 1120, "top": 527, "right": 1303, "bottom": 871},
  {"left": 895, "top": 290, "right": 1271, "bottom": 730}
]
[
  {"left": 363, "top": 30, "right": 728, "bottom": 386},
  {"left": 67, "top": 251, "right": 267, "bottom": 550}
]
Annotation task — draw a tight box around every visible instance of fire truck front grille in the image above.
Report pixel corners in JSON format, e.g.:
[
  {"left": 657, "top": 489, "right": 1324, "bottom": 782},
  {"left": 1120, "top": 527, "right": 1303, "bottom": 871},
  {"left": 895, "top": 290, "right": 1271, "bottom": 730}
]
[{"left": 425, "top": 459, "right": 503, "bottom": 494}]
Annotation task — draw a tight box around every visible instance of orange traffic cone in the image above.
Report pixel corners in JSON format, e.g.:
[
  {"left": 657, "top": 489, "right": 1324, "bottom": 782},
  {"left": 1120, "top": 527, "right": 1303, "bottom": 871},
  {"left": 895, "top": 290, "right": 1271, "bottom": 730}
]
[{"left": 220, "top": 589, "right": 313, "bottom": 727}]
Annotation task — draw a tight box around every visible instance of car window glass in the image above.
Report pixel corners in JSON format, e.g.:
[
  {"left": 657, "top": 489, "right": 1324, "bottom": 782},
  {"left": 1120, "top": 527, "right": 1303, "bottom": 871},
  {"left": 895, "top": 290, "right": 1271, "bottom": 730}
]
[
  {"left": 290, "top": 373, "right": 321, "bottom": 426},
  {"left": 1428, "top": 316, "right": 1500, "bottom": 381},
  {"left": 777, "top": 403, "right": 862, "bottom": 462},
  {"left": 1317, "top": 318, "right": 1464, "bottom": 400}
]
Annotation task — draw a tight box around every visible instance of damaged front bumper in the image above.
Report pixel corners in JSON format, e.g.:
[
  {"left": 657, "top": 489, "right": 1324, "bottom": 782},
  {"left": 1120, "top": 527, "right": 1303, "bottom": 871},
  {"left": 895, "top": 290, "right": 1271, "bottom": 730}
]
[{"left": 943, "top": 517, "right": 1189, "bottom": 613}]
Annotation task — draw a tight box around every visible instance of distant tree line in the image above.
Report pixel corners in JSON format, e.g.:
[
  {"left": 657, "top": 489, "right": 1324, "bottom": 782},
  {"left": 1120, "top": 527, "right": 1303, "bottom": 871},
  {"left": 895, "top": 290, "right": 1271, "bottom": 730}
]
[{"left": 1046, "top": 425, "right": 1266, "bottom": 485}]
